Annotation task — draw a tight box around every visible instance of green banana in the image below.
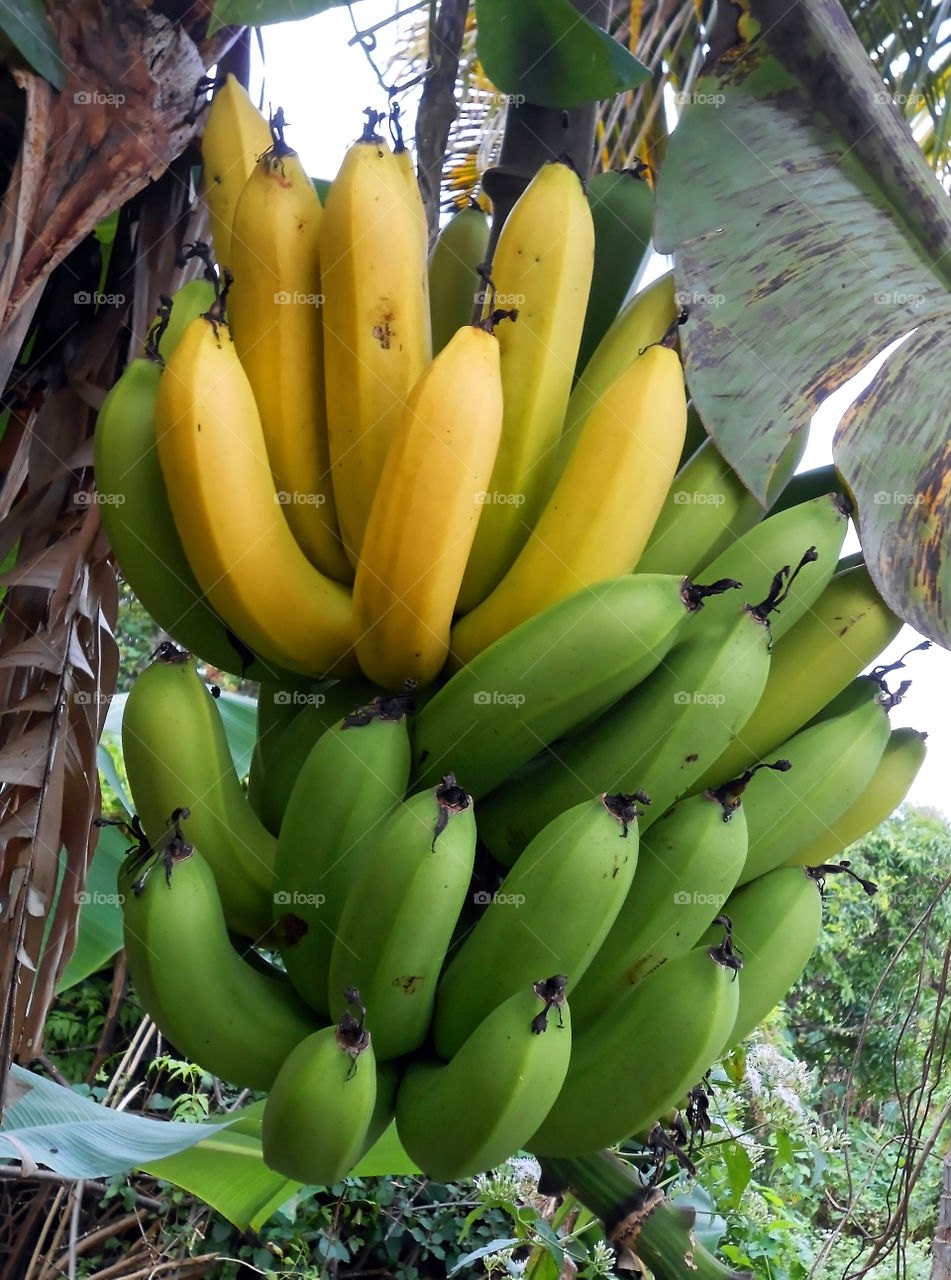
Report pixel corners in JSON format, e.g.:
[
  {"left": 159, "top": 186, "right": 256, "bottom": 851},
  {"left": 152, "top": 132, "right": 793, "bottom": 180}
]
[
  {"left": 734, "top": 676, "right": 892, "bottom": 885},
  {"left": 528, "top": 946, "right": 739, "bottom": 1157},
  {"left": 694, "top": 563, "right": 902, "bottom": 790},
  {"left": 327, "top": 777, "right": 477, "bottom": 1058},
  {"left": 566, "top": 785, "right": 749, "bottom": 1032},
  {"left": 701, "top": 867, "right": 823, "bottom": 1048},
  {"left": 477, "top": 590, "right": 774, "bottom": 866},
  {"left": 148, "top": 278, "right": 216, "bottom": 360},
  {"left": 119, "top": 842, "right": 320, "bottom": 1091},
  {"left": 678, "top": 401, "right": 709, "bottom": 469},
  {"left": 121, "top": 644, "right": 278, "bottom": 939},
  {"left": 574, "top": 168, "right": 654, "bottom": 379},
  {"left": 433, "top": 793, "right": 641, "bottom": 1060},
  {"left": 787, "top": 725, "right": 926, "bottom": 868},
  {"left": 274, "top": 697, "right": 413, "bottom": 1015},
  {"left": 247, "top": 676, "right": 314, "bottom": 818},
  {"left": 635, "top": 436, "right": 766, "bottom": 577},
  {"left": 396, "top": 981, "right": 573, "bottom": 1180},
  {"left": 770, "top": 463, "right": 844, "bottom": 513},
  {"left": 261, "top": 1000, "right": 377, "bottom": 1184},
  {"left": 412, "top": 575, "right": 736, "bottom": 800},
  {"left": 427, "top": 201, "right": 490, "bottom": 354}
]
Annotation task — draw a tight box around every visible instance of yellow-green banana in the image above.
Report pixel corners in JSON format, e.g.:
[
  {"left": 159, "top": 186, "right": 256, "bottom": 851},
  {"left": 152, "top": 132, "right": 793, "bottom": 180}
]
[
  {"left": 320, "top": 124, "right": 432, "bottom": 565},
  {"left": 456, "top": 160, "right": 595, "bottom": 610},
  {"left": 261, "top": 1002, "right": 377, "bottom": 1184},
  {"left": 119, "top": 844, "right": 319, "bottom": 1091},
  {"left": 228, "top": 119, "right": 351, "bottom": 582},
  {"left": 148, "top": 278, "right": 216, "bottom": 359},
  {"left": 200, "top": 75, "right": 272, "bottom": 269},
  {"left": 787, "top": 725, "right": 926, "bottom": 868},
  {"left": 273, "top": 697, "right": 412, "bottom": 1015},
  {"left": 528, "top": 946, "right": 739, "bottom": 1157},
  {"left": 328, "top": 777, "right": 476, "bottom": 1059},
  {"left": 352, "top": 323, "right": 504, "bottom": 690},
  {"left": 433, "top": 793, "right": 640, "bottom": 1059},
  {"left": 452, "top": 337, "right": 687, "bottom": 662},
  {"left": 415, "top": 575, "right": 732, "bottom": 800},
  {"left": 155, "top": 311, "right": 357, "bottom": 678},
  {"left": 428, "top": 202, "right": 489, "bottom": 354},
  {"left": 396, "top": 982, "right": 573, "bottom": 1180}
]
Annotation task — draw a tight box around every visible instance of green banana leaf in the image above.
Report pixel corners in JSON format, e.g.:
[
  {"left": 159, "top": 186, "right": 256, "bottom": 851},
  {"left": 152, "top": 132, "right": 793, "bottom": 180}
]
[
  {"left": 0, "top": 0, "right": 65, "bottom": 90},
  {"left": 654, "top": 0, "right": 951, "bottom": 648},
  {"left": 56, "top": 821, "right": 130, "bottom": 992},
  {"left": 207, "top": 0, "right": 367, "bottom": 34}
]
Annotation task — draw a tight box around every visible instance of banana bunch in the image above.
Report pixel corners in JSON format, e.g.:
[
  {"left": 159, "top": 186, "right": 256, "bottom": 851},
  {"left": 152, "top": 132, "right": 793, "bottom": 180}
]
[{"left": 100, "top": 78, "right": 932, "bottom": 1197}]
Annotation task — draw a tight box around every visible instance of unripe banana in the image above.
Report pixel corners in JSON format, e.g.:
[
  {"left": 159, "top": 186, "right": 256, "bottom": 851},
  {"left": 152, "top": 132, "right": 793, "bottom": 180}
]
[
  {"left": 121, "top": 644, "right": 277, "bottom": 939},
  {"left": 261, "top": 1004, "right": 377, "bottom": 1184},
  {"left": 200, "top": 75, "right": 272, "bottom": 269},
  {"left": 528, "top": 946, "right": 739, "bottom": 1157},
  {"left": 567, "top": 787, "right": 749, "bottom": 1031},
  {"left": 415, "top": 575, "right": 730, "bottom": 800},
  {"left": 328, "top": 777, "right": 477, "bottom": 1059},
  {"left": 428, "top": 202, "right": 490, "bottom": 354},
  {"left": 396, "top": 981, "right": 573, "bottom": 1180},
  {"left": 352, "top": 323, "right": 504, "bottom": 690},
  {"left": 734, "top": 676, "right": 891, "bottom": 885},
  {"left": 694, "top": 563, "right": 903, "bottom": 790},
  {"left": 119, "top": 844, "right": 320, "bottom": 1090},
  {"left": 452, "top": 338, "right": 687, "bottom": 661},
  {"left": 228, "top": 121, "right": 351, "bottom": 582},
  {"left": 787, "top": 726, "right": 926, "bottom": 868},
  {"left": 155, "top": 312, "right": 356, "bottom": 678},
  {"left": 148, "top": 278, "right": 216, "bottom": 359},
  {"left": 320, "top": 125, "right": 432, "bottom": 565},
  {"left": 700, "top": 867, "right": 823, "bottom": 1048},
  {"left": 771, "top": 463, "right": 844, "bottom": 513},
  {"left": 457, "top": 160, "right": 595, "bottom": 610},
  {"left": 273, "top": 697, "right": 412, "bottom": 1015},
  {"left": 433, "top": 793, "right": 641, "bottom": 1059},
  {"left": 477, "top": 594, "right": 772, "bottom": 865}
]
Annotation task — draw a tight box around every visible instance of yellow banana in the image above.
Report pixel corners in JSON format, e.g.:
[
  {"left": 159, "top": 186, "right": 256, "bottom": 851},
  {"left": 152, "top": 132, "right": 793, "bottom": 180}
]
[
  {"left": 228, "top": 116, "right": 351, "bottom": 582},
  {"left": 353, "top": 323, "right": 504, "bottom": 689},
  {"left": 394, "top": 141, "right": 430, "bottom": 258},
  {"left": 320, "top": 123, "right": 432, "bottom": 565},
  {"left": 456, "top": 160, "right": 595, "bottom": 612},
  {"left": 451, "top": 334, "right": 687, "bottom": 666},
  {"left": 200, "top": 75, "right": 272, "bottom": 270},
  {"left": 155, "top": 311, "right": 356, "bottom": 678}
]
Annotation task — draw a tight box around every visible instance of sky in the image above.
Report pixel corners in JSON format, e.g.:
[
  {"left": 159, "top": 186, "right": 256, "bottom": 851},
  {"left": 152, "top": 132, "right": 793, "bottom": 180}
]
[{"left": 248, "top": 4, "right": 949, "bottom": 818}]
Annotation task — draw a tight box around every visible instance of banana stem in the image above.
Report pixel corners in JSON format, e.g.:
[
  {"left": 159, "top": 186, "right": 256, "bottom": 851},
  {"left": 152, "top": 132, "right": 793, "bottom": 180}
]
[{"left": 537, "top": 1151, "right": 753, "bottom": 1279}]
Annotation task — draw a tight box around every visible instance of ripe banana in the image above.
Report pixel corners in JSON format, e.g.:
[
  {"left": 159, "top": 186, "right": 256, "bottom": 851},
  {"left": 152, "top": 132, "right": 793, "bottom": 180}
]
[
  {"left": 451, "top": 337, "right": 688, "bottom": 663},
  {"left": 393, "top": 140, "right": 429, "bottom": 258},
  {"left": 566, "top": 787, "right": 750, "bottom": 1031},
  {"left": 200, "top": 74, "right": 272, "bottom": 269},
  {"left": 228, "top": 119, "right": 351, "bottom": 582},
  {"left": 352, "top": 322, "right": 504, "bottom": 690},
  {"left": 433, "top": 793, "right": 640, "bottom": 1059},
  {"left": 262, "top": 1002, "right": 377, "bottom": 1184},
  {"left": 320, "top": 125, "right": 432, "bottom": 565},
  {"left": 396, "top": 982, "right": 573, "bottom": 1181},
  {"left": 735, "top": 676, "right": 892, "bottom": 885},
  {"left": 787, "top": 725, "right": 926, "bottom": 868},
  {"left": 575, "top": 167, "right": 654, "bottom": 379},
  {"left": 555, "top": 271, "right": 677, "bottom": 473},
  {"left": 476, "top": 591, "right": 772, "bottom": 865},
  {"left": 155, "top": 311, "right": 356, "bottom": 678},
  {"left": 528, "top": 946, "right": 739, "bottom": 1157},
  {"left": 119, "top": 844, "right": 320, "bottom": 1091},
  {"left": 694, "top": 562, "right": 902, "bottom": 789},
  {"left": 121, "top": 644, "right": 278, "bottom": 939},
  {"left": 327, "top": 776, "right": 476, "bottom": 1059},
  {"left": 456, "top": 160, "right": 595, "bottom": 610},
  {"left": 428, "top": 202, "right": 489, "bottom": 354},
  {"left": 273, "top": 697, "right": 412, "bottom": 1014},
  {"left": 415, "top": 574, "right": 731, "bottom": 799},
  {"left": 701, "top": 866, "right": 823, "bottom": 1048}
]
